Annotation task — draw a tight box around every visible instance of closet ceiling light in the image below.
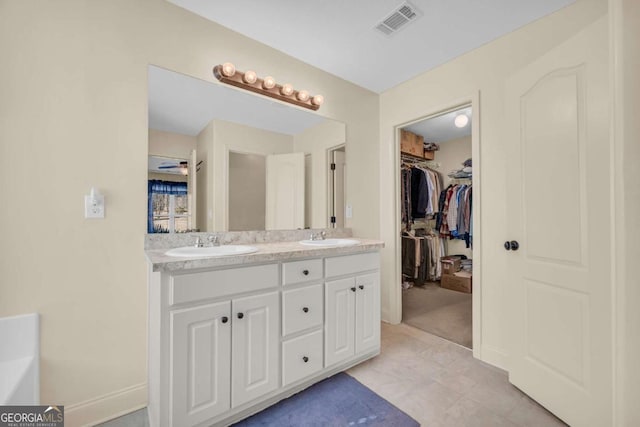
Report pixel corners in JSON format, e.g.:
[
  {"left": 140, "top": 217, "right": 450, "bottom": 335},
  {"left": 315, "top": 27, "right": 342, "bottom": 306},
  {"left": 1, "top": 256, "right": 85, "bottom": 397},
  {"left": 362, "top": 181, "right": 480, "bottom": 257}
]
[
  {"left": 454, "top": 114, "right": 469, "bottom": 128},
  {"left": 213, "top": 64, "right": 323, "bottom": 111}
]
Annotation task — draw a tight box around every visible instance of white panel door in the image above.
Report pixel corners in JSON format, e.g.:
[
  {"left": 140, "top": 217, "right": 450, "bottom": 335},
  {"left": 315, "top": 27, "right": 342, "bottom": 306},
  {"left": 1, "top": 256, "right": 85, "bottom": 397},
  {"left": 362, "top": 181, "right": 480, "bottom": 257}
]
[
  {"left": 325, "top": 277, "right": 355, "bottom": 367},
  {"left": 355, "top": 273, "right": 380, "bottom": 353},
  {"left": 170, "top": 301, "right": 231, "bottom": 427},
  {"left": 505, "top": 21, "right": 611, "bottom": 427},
  {"left": 231, "top": 292, "right": 279, "bottom": 408},
  {"left": 265, "top": 152, "right": 305, "bottom": 230},
  {"left": 331, "top": 149, "right": 346, "bottom": 228}
]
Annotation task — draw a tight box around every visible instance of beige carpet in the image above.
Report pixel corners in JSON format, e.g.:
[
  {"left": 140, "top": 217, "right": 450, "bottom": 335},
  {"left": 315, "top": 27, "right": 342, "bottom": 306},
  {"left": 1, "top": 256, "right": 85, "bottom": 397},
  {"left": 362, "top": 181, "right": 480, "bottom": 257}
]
[{"left": 402, "top": 282, "right": 472, "bottom": 348}]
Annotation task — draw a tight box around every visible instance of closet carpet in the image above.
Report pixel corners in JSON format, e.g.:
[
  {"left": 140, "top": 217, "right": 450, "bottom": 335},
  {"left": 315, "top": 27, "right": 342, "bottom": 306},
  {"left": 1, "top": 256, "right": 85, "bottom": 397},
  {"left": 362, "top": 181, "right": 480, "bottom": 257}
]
[{"left": 403, "top": 282, "right": 472, "bottom": 348}]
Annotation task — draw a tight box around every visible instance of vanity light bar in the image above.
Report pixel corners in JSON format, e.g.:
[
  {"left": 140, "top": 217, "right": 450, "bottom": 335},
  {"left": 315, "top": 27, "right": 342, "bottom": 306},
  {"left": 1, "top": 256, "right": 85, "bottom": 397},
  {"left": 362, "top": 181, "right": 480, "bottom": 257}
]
[{"left": 213, "top": 63, "right": 324, "bottom": 111}]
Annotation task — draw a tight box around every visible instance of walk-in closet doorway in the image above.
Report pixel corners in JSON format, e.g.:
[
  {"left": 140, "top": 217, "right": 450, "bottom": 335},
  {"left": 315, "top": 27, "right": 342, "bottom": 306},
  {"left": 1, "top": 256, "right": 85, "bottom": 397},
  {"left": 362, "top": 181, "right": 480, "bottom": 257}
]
[{"left": 392, "top": 96, "right": 482, "bottom": 355}]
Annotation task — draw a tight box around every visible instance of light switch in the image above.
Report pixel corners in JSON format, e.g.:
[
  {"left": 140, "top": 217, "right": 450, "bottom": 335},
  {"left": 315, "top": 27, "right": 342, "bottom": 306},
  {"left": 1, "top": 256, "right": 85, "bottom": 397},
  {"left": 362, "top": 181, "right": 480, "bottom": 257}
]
[
  {"left": 85, "top": 187, "right": 105, "bottom": 219},
  {"left": 346, "top": 205, "right": 353, "bottom": 219}
]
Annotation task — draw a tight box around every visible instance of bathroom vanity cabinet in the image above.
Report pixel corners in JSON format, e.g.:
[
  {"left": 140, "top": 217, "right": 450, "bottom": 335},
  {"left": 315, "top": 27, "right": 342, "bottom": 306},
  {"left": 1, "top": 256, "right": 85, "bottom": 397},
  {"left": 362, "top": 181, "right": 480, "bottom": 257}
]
[{"left": 147, "top": 248, "right": 381, "bottom": 427}]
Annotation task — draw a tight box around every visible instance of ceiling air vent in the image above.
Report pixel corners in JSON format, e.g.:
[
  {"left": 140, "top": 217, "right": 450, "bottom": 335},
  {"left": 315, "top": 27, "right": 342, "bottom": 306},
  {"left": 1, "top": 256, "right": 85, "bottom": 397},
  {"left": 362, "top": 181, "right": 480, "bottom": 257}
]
[{"left": 375, "top": 2, "right": 422, "bottom": 36}]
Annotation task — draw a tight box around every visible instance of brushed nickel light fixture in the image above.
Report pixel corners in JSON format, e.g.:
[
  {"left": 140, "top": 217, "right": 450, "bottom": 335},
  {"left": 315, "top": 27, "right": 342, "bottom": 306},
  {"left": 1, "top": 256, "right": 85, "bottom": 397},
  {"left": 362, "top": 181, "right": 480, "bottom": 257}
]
[{"left": 213, "top": 62, "right": 324, "bottom": 111}]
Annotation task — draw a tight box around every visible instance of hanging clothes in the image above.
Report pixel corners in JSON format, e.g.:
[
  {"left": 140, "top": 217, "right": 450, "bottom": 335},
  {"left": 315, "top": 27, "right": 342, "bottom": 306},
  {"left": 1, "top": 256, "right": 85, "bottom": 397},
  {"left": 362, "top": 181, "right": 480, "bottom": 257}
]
[
  {"left": 400, "top": 164, "right": 443, "bottom": 228},
  {"left": 402, "top": 231, "right": 445, "bottom": 283},
  {"left": 439, "top": 183, "right": 473, "bottom": 248}
]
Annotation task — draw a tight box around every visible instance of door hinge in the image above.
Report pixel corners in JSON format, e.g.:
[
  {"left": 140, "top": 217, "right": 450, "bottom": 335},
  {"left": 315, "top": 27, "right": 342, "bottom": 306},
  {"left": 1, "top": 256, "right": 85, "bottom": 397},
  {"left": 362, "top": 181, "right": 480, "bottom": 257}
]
[
  {"left": 330, "top": 163, "right": 336, "bottom": 170},
  {"left": 330, "top": 216, "right": 336, "bottom": 224}
]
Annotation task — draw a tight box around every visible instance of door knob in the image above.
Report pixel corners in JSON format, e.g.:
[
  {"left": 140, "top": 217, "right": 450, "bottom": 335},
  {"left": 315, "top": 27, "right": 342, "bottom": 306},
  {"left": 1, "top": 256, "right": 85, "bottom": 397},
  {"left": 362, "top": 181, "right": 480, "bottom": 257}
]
[
  {"left": 504, "top": 241, "right": 519, "bottom": 251},
  {"left": 302, "top": 269, "right": 309, "bottom": 276},
  {"left": 359, "top": 285, "right": 364, "bottom": 290},
  {"left": 221, "top": 316, "right": 228, "bottom": 324},
  {"left": 350, "top": 287, "right": 356, "bottom": 292},
  {"left": 302, "top": 356, "right": 309, "bottom": 363},
  {"left": 302, "top": 307, "right": 309, "bottom": 313},
  {"left": 237, "top": 312, "right": 244, "bottom": 319}
]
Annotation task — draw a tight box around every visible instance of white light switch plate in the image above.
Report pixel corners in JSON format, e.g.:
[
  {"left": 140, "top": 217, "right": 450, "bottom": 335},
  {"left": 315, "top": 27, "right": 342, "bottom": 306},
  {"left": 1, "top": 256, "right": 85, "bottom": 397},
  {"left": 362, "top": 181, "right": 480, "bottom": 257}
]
[
  {"left": 85, "top": 195, "right": 105, "bottom": 219},
  {"left": 346, "top": 205, "right": 353, "bottom": 219}
]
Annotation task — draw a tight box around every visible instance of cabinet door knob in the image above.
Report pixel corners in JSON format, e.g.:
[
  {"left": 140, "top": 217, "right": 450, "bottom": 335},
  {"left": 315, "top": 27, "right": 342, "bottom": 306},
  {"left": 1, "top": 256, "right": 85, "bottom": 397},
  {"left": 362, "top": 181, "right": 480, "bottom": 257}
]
[
  {"left": 302, "top": 356, "right": 309, "bottom": 363},
  {"left": 302, "top": 307, "right": 309, "bottom": 313},
  {"left": 221, "top": 316, "right": 228, "bottom": 324},
  {"left": 302, "top": 269, "right": 309, "bottom": 276},
  {"left": 358, "top": 285, "right": 364, "bottom": 290},
  {"left": 237, "top": 312, "right": 244, "bottom": 319},
  {"left": 350, "top": 287, "right": 356, "bottom": 292}
]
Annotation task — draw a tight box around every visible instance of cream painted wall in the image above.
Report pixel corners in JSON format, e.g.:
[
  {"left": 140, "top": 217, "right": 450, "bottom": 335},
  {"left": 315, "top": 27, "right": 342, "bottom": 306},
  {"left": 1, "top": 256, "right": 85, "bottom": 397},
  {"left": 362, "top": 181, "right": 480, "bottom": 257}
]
[
  {"left": 379, "top": 0, "right": 608, "bottom": 369},
  {"left": 210, "top": 119, "right": 293, "bottom": 231},
  {"left": 0, "top": 1, "right": 379, "bottom": 424},
  {"left": 228, "top": 152, "right": 266, "bottom": 231},
  {"left": 148, "top": 128, "right": 196, "bottom": 160},
  {"left": 293, "top": 120, "right": 346, "bottom": 229}
]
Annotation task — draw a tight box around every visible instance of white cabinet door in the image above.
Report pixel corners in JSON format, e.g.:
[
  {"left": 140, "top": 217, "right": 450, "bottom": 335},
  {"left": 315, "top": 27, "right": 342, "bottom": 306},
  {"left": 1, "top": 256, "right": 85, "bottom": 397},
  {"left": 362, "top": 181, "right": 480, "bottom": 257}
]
[
  {"left": 355, "top": 273, "right": 380, "bottom": 353},
  {"left": 232, "top": 292, "right": 279, "bottom": 408},
  {"left": 325, "top": 278, "right": 356, "bottom": 367},
  {"left": 170, "top": 301, "right": 231, "bottom": 427}
]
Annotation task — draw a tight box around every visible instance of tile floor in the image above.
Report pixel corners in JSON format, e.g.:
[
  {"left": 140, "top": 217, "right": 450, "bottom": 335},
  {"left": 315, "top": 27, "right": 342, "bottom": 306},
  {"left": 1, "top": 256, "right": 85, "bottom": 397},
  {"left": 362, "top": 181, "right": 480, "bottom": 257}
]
[
  {"left": 348, "top": 323, "right": 566, "bottom": 427},
  {"left": 99, "top": 322, "right": 565, "bottom": 427}
]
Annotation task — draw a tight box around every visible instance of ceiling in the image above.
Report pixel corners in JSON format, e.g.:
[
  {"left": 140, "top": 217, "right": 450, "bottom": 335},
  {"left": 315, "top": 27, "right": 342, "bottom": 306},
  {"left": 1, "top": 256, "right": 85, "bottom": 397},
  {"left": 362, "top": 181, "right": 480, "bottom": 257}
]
[
  {"left": 404, "top": 106, "right": 471, "bottom": 143},
  {"left": 148, "top": 65, "right": 326, "bottom": 136},
  {"left": 168, "top": 0, "right": 575, "bottom": 93}
]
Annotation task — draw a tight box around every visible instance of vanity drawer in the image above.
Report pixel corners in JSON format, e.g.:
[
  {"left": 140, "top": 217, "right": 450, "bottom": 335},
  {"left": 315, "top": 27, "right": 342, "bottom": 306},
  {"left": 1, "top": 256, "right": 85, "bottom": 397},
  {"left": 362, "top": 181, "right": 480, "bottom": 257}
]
[
  {"left": 282, "top": 284, "right": 323, "bottom": 336},
  {"left": 325, "top": 252, "right": 380, "bottom": 278},
  {"left": 282, "top": 259, "right": 323, "bottom": 286},
  {"left": 170, "top": 264, "right": 279, "bottom": 306},
  {"left": 282, "top": 330, "right": 323, "bottom": 387}
]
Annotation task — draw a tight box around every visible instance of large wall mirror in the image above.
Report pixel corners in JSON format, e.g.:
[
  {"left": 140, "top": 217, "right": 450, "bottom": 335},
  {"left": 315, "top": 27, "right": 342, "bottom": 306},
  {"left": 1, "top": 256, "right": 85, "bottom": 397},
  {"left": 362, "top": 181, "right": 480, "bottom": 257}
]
[{"left": 147, "top": 65, "right": 347, "bottom": 233}]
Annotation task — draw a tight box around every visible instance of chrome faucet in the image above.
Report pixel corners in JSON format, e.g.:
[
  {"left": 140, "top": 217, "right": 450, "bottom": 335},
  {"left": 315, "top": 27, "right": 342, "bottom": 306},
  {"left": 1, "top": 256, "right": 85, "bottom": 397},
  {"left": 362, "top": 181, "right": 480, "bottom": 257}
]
[
  {"left": 309, "top": 231, "right": 327, "bottom": 241},
  {"left": 194, "top": 236, "right": 204, "bottom": 248},
  {"left": 207, "top": 235, "right": 220, "bottom": 247}
]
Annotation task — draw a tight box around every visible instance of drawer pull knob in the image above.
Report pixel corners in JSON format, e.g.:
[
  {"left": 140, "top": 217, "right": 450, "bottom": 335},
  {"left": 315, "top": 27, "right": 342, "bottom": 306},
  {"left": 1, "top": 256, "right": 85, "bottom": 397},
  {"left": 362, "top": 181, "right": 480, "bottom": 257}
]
[
  {"left": 302, "top": 269, "right": 309, "bottom": 276},
  {"left": 359, "top": 285, "right": 364, "bottom": 290},
  {"left": 302, "top": 356, "right": 309, "bottom": 363},
  {"left": 221, "top": 316, "right": 228, "bottom": 324},
  {"left": 237, "top": 312, "right": 244, "bottom": 319},
  {"left": 350, "top": 287, "right": 356, "bottom": 292},
  {"left": 302, "top": 307, "right": 309, "bottom": 313}
]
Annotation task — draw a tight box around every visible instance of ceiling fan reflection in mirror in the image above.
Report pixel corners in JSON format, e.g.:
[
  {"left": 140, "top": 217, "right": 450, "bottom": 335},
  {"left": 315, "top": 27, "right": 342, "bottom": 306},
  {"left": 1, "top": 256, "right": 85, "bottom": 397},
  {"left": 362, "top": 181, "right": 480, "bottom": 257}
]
[{"left": 159, "top": 160, "right": 189, "bottom": 175}]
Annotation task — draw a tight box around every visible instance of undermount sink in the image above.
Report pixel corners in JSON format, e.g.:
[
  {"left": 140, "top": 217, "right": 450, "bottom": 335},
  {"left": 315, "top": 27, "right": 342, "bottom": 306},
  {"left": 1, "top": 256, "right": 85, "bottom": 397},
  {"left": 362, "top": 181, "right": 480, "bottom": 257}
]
[
  {"left": 298, "top": 238, "right": 359, "bottom": 247},
  {"left": 165, "top": 245, "right": 259, "bottom": 258}
]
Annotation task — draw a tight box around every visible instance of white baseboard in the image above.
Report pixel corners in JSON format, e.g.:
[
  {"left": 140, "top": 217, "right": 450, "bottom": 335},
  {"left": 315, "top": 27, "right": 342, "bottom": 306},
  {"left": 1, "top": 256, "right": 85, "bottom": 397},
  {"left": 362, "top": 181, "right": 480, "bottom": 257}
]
[
  {"left": 480, "top": 344, "right": 508, "bottom": 371},
  {"left": 65, "top": 383, "right": 147, "bottom": 427}
]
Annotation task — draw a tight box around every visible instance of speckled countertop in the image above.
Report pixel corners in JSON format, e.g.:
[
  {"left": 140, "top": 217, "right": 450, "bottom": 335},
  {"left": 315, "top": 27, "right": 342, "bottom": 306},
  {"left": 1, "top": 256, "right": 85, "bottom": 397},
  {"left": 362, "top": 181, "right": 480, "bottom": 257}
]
[{"left": 145, "top": 238, "right": 385, "bottom": 272}]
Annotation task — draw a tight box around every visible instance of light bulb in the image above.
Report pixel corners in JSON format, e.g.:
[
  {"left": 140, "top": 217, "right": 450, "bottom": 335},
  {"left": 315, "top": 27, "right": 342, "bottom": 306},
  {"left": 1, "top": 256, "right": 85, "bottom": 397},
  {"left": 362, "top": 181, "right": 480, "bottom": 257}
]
[
  {"left": 262, "top": 76, "right": 276, "bottom": 89},
  {"left": 311, "top": 94, "right": 324, "bottom": 106},
  {"left": 454, "top": 114, "right": 469, "bottom": 128},
  {"left": 243, "top": 70, "right": 257, "bottom": 84},
  {"left": 281, "top": 83, "right": 294, "bottom": 96},
  {"left": 296, "top": 90, "right": 310, "bottom": 102},
  {"left": 221, "top": 62, "right": 236, "bottom": 77}
]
